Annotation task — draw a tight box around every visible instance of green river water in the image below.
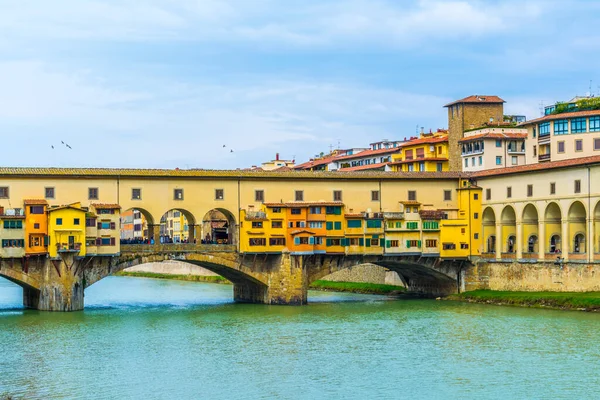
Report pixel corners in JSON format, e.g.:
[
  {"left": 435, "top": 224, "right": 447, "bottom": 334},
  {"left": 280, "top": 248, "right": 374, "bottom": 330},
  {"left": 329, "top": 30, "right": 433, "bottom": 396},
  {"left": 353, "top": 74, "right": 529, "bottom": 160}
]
[{"left": 1, "top": 276, "right": 600, "bottom": 400}]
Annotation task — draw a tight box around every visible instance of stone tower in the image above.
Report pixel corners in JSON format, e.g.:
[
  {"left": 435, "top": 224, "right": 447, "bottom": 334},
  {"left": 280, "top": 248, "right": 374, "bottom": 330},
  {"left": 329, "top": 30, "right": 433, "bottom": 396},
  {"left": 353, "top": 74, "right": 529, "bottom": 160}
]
[{"left": 445, "top": 95, "right": 505, "bottom": 171}]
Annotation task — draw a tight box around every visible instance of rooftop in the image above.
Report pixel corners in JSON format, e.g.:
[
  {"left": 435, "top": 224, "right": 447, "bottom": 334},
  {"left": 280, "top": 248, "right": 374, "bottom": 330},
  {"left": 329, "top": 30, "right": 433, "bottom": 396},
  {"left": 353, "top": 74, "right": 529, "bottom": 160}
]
[
  {"left": 520, "top": 109, "right": 600, "bottom": 125},
  {"left": 459, "top": 132, "right": 528, "bottom": 143},
  {"left": 444, "top": 95, "right": 505, "bottom": 107},
  {"left": 472, "top": 155, "right": 600, "bottom": 178}
]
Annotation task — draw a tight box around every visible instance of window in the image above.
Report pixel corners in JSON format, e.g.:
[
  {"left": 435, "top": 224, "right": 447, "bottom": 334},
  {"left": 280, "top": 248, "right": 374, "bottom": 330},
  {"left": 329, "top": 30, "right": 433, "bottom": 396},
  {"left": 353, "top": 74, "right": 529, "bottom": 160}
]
[
  {"left": 575, "top": 180, "right": 581, "bottom": 194},
  {"left": 132, "top": 188, "right": 141, "bottom": 200},
  {"left": 408, "top": 191, "right": 417, "bottom": 201},
  {"left": 550, "top": 182, "right": 556, "bottom": 195},
  {"left": 326, "top": 238, "right": 341, "bottom": 246},
  {"left": 271, "top": 221, "right": 282, "bottom": 229},
  {"left": 511, "top": 156, "right": 518, "bottom": 165},
  {"left": 88, "top": 187, "right": 99, "bottom": 200},
  {"left": 539, "top": 122, "right": 550, "bottom": 136},
  {"left": 34, "top": 223, "right": 40, "bottom": 229},
  {"left": 495, "top": 140, "right": 502, "bottom": 147},
  {"left": 478, "top": 156, "right": 482, "bottom": 166},
  {"left": 370, "top": 238, "right": 380, "bottom": 246},
  {"left": 86, "top": 218, "right": 96, "bottom": 227},
  {"left": 485, "top": 188, "right": 491, "bottom": 201},
  {"left": 471, "top": 157, "right": 475, "bottom": 167},
  {"left": 295, "top": 191, "right": 304, "bottom": 201},
  {"left": 272, "top": 207, "right": 281, "bottom": 213},
  {"left": 443, "top": 190, "right": 451, "bottom": 201},
  {"left": 366, "top": 220, "right": 382, "bottom": 228},
  {"left": 474, "top": 193, "right": 479, "bottom": 200},
  {"left": 325, "top": 206, "right": 341, "bottom": 215},
  {"left": 30, "top": 206, "right": 44, "bottom": 214},
  {"left": 557, "top": 141, "right": 565, "bottom": 153},
  {"left": 3, "top": 220, "right": 23, "bottom": 229},
  {"left": 98, "top": 221, "right": 115, "bottom": 230},
  {"left": 74, "top": 218, "right": 80, "bottom": 225},
  {"left": 533, "top": 127, "right": 537, "bottom": 138},
  {"left": 406, "top": 221, "right": 418, "bottom": 230},
  {"left": 422, "top": 221, "right": 439, "bottom": 230},
  {"left": 554, "top": 119, "right": 568, "bottom": 135},
  {"left": 474, "top": 212, "right": 479, "bottom": 219},
  {"left": 56, "top": 218, "right": 63, "bottom": 226},
  {"left": 334, "top": 221, "right": 342, "bottom": 230},
  {"left": 348, "top": 238, "right": 360, "bottom": 246},
  {"left": 314, "top": 237, "right": 324, "bottom": 245},
  {"left": 496, "top": 156, "right": 502, "bottom": 165},
  {"left": 269, "top": 238, "right": 285, "bottom": 246},
  {"left": 533, "top": 145, "right": 537, "bottom": 157},
  {"left": 436, "top": 162, "right": 443, "bottom": 172},
  {"left": 460, "top": 243, "right": 469, "bottom": 249},
  {"left": 309, "top": 207, "right": 322, "bottom": 214},
  {"left": 251, "top": 221, "right": 263, "bottom": 228},
  {"left": 291, "top": 208, "right": 301, "bottom": 215},
  {"left": 425, "top": 239, "right": 437, "bottom": 248},
  {"left": 249, "top": 238, "right": 266, "bottom": 246},
  {"left": 45, "top": 187, "right": 55, "bottom": 199},
  {"left": 507, "top": 186, "right": 512, "bottom": 198},
  {"left": 308, "top": 221, "right": 323, "bottom": 229},
  {"left": 215, "top": 189, "right": 224, "bottom": 200},
  {"left": 174, "top": 189, "right": 183, "bottom": 200},
  {"left": 464, "top": 158, "right": 468, "bottom": 168},
  {"left": 0, "top": 187, "right": 8, "bottom": 199},
  {"left": 333, "top": 190, "right": 342, "bottom": 201},
  {"left": 371, "top": 190, "right": 380, "bottom": 201},
  {"left": 255, "top": 190, "right": 264, "bottom": 202},
  {"left": 595, "top": 138, "right": 600, "bottom": 151},
  {"left": 474, "top": 233, "right": 479, "bottom": 239},
  {"left": 297, "top": 237, "right": 310, "bottom": 245},
  {"left": 590, "top": 116, "right": 600, "bottom": 132},
  {"left": 571, "top": 117, "right": 587, "bottom": 133},
  {"left": 527, "top": 184, "right": 533, "bottom": 197},
  {"left": 2, "top": 239, "right": 24, "bottom": 248},
  {"left": 347, "top": 220, "right": 362, "bottom": 228},
  {"left": 443, "top": 243, "right": 456, "bottom": 250},
  {"left": 98, "top": 209, "right": 114, "bottom": 215},
  {"left": 406, "top": 240, "right": 421, "bottom": 248},
  {"left": 388, "top": 240, "right": 399, "bottom": 248},
  {"left": 296, "top": 221, "right": 306, "bottom": 228},
  {"left": 575, "top": 139, "right": 583, "bottom": 152}
]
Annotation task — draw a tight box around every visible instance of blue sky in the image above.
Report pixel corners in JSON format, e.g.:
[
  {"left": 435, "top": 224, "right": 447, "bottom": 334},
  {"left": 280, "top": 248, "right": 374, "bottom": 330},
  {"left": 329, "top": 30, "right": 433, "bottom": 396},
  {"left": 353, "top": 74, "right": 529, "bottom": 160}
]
[{"left": 1, "top": 0, "right": 599, "bottom": 169}]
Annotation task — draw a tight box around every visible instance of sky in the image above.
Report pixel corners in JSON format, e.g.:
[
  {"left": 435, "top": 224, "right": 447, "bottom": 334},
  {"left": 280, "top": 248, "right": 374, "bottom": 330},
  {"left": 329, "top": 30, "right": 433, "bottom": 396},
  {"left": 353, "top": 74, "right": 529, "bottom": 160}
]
[{"left": 1, "top": 0, "right": 599, "bottom": 169}]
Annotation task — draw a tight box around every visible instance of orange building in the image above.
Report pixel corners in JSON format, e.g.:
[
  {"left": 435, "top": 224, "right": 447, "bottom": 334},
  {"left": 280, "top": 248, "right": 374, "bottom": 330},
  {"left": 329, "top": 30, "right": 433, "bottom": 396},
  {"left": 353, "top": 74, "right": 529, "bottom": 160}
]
[{"left": 23, "top": 199, "right": 48, "bottom": 255}]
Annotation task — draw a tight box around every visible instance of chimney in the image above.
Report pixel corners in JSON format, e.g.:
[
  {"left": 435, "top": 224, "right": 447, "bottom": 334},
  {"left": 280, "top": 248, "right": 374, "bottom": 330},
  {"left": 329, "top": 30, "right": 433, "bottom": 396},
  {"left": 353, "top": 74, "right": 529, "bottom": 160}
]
[{"left": 276, "top": 153, "right": 280, "bottom": 161}]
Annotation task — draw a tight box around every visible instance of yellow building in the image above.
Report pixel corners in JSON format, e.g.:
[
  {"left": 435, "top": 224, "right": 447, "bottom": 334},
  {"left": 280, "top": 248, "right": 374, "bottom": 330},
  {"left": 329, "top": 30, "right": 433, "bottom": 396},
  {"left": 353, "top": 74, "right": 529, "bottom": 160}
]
[
  {"left": 260, "top": 153, "right": 295, "bottom": 171},
  {"left": 86, "top": 204, "right": 121, "bottom": 256},
  {"left": 387, "top": 131, "right": 449, "bottom": 172},
  {"left": 47, "top": 203, "right": 87, "bottom": 258},
  {"left": 24, "top": 199, "right": 48, "bottom": 255},
  {"left": 0, "top": 206, "right": 26, "bottom": 258}
]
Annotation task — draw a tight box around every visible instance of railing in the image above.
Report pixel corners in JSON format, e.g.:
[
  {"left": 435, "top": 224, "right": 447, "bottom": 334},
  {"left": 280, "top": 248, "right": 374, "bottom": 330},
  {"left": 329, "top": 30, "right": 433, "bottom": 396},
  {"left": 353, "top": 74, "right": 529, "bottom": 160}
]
[
  {"left": 245, "top": 211, "right": 267, "bottom": 220},
  {"left": 57, "top": 243, "right": 82, "bottom": 252},
  {"left": 383, "top": 212, "right": 404, "bottom": 219},
  {"left": 507, "top": 148, "right": 525, "bottom": 154},
  {"left": 539, "top": 154, "right": 551, "bottom": 161},
  {"left": 120, "top": 244, "right": 237, "bottom": 253},
  {"left": 520, "top": 252, "right": 538, "bottom": 260},
  {"left": 568, "top": 253, "right": 588, "bottom": 261},
  {"left": 500, "top": 252, "right": 516, "bottom": 260}
]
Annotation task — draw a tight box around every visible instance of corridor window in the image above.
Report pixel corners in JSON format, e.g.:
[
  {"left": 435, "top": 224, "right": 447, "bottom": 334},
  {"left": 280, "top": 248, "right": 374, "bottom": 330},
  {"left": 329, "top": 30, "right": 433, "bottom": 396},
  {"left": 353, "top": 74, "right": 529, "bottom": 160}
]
[
  {"left": 269, "top": 238, "right": 285, "bottom": 246},
  {"left": 249, "top": 238, "right": 266, "bottom": 246},
  {"left": 507, "top": 187, "right": 512, "bottom": 198},
  {"left": 443, "top": 243, "right": 456, "bottom": 250},
  {"left": 575, "top": 139, "right": 583, "bottom": 152},
  {"left": 371, "top": 190, "right": 380, "bottom": 201},
  {"left": 271, "top": 221, "right": 282, "bottom": 229},
  {"left": 255, "top": 190, "right": 264, "bottom": 202},
  {"left": 45, "top": 187, "right": 55, "bottom": 199},
  {"left": 215, "top": 189, "right": 224, "bottom": 200},
  {"left": 174, "top": 189, "right": 183, "bottom": 200},
  {"left": 575, "top": 180, "right": 581, "bottom": 194},
  {"left": 132, "top": 188, "right": 141, "bottom": 200},
  {"left": 88, "top": 188, "right": 99, "bottom": 200},
  {"left": 408, "top": 190, "right": 417, "bottom": 201},
  {"left": 291, "top": 208, "right": 301, "bottom": 215},
  {"left": 333, "top": 190, "right": 342, "bottom": 201},
  {"left": 550, "top": 182, "right": 556, "bottom": 195},
  {"left": 554, "top": 119, "right": 569, "bottom": 135},
  {"left": 295, "top": 190, "right": 304, "bottom": 201},
  {"left": 527, "top": 184, "right": 533, "bottom": 197},
  {"left": 426, "top": 239, "right": 437, "bottom": 248},
  {"left": 485, "top": 189, "right": 491, "bottom": 200},
  {"left": 443, "top": 190, "right": 451, "bottom": 201},
  {"left": 0, "top": 187, "right": 8, "bottom": 199}
]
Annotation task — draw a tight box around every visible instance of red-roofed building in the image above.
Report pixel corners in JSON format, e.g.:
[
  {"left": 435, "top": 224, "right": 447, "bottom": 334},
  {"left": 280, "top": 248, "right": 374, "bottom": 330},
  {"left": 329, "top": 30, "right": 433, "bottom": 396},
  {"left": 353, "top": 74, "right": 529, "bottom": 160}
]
[
  {"left": 387, "top": 130, "right": 449, "bottom": 172},
  {"left": 459, "top": 127, "right": 528, "bottom": 171}
]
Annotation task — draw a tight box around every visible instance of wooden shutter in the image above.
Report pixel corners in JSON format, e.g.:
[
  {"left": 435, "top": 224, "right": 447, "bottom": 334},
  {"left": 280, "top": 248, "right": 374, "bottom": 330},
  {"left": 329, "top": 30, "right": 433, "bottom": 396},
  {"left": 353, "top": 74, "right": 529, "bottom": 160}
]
[
  {"left": 309, "top": 237, "right": 314, "bottom": 245},
  {"left": 365, "top": 239, "right": 371, "bottom": 247},
  {"left": 110, "top": 222, "right": 116, "bottom": 230},
  {"left": 110, "top": 237, "right": 116, "bottom": 246},
  {"left": 386, "top": 240, "right": 391, "bottom": 248},
  {"left": 96, "top": 238, "right": 102, "bottom": 246},
  {"left": 359, "top": 238, "right": 364, "bottom": 246},
  {"left": 294, "top": 237, "right": 300, "bottom": 245},
  {"left": 97, "top": 222, "right": 102, "bottom": 229},
  {"left": 406, "top": 240, "right": 411, "bottom": 248}
]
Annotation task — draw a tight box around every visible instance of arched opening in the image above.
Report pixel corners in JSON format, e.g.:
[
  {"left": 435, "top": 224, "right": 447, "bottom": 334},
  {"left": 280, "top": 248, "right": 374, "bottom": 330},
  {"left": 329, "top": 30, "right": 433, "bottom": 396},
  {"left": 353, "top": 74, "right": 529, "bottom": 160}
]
[
  {"left": 595, "top": 201, "right": 600, "bottom": 255},
  {"left": 120, "top": 208, "right": 153, "bottom": 244},
  {"left": 568, "top": 201, "right": 586, "bottom": 255},
  {"left": 482, "top": 207, "right": 496, "bottom": 254},
  {"left": 158, "top": 209, "right": 196, "bottom": 244},
  {"left": 527, "top": 235, "right": 538, "bottom": 253},
  {"left": 201, "top": 208, "right": 237, "bottom": 245},
  {"left": 545, "top": 202, "right": 562, "bottom": 256},
  {"left": 550, "top": 234, "right": 561, "bottom": 254},
  {"left": 500, "top": 206, "right": 516, "bottom": 253},
  {"left": 522, "top": 204, "right": 539, "bottom": 256}
]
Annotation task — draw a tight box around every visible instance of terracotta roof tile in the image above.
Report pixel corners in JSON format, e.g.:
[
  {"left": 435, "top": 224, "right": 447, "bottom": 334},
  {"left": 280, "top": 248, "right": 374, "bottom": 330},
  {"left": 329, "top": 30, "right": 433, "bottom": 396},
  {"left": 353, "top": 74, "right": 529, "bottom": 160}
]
[
  {"left": 290, "top": 229, "right": 316, "bottom": 235},
  {"left": 520, "top": 109, "right": 600, "bottom": 125},
  {"left": 400, "top": 200, "right": 421, "bottom": 205},
  {"left": 444, "top": 95, "right": 505, "bottom": 107},
  {"left": 400, "top": 136, "right": 448, "bottom": 147},
  {"left": 473, "top": 155, "right": 600, "bottom": 178},
  {"left": 263, "top": 201, "right": 344, "bottom": 208},
  {"left": 344, "top": 213, "right": 364, "bottom": 218},
  {"left": 337, "top": 162, "right": 389, "bottom": 172},
  {"left": 91, "top": 203, "right": 122, "bottom": 210},
  {"left": 459, "top": 132, "right": 528, "bottom": 142},
  {"left": 23, "top": 199, "right": 48, "bottom": 205},
  {"left": 388, "top": 157, "right": 448, "bottom": 166}
]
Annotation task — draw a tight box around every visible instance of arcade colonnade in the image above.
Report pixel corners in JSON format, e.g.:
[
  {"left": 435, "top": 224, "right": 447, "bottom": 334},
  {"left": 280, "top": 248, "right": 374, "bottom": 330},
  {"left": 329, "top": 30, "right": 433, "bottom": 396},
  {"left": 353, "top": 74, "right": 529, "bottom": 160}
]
[{"left": 481, "top": 199, "right": 600, "bottom": 262}]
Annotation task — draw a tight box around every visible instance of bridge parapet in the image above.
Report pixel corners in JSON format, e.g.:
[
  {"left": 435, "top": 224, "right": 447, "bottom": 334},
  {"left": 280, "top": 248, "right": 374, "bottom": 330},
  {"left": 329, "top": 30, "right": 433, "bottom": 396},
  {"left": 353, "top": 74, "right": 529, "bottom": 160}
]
[{"left": 120, "top": 244, "right": 236, "bottom": 254}]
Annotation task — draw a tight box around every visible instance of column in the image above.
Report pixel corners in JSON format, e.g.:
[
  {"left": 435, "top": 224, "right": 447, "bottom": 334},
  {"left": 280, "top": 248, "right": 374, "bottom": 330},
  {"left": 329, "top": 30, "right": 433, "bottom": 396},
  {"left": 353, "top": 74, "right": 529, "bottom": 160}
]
[
  {"left": 195, "top": 225, "right": 201, "bottom": 244},
  {"left": 495, "top": 222, "right": 502, "bottom": 260},
  {"left": 589, "top": 216, "right": 595, "bottom": 263},
  {"left": 516, "top": 222, "right": 523, "bottom": 259},
  {"left": 188, "top": 224, "right": 196, "bottom": 243},
  {"left": 148, "top": 224, "right": 160, "bottom": 244},
  {"left": 538, "top": 220, "right": 545, "bottom": 260},
  {"left": 561, "top": 220, "right": 569, "bottom": 261}
]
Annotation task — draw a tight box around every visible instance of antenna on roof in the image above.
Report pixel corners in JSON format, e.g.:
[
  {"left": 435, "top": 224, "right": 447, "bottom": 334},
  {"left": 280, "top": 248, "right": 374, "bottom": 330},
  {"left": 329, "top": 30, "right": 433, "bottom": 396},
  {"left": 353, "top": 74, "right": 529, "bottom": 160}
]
[
  {"left": 539, "top": 100, "right": 545, "bottom": 117},
  {"left": 337, "top": 139, "right": 341, "bottom": 149},
  {"left": 589, "top": 80, "right": 593, "bottom": 97}
]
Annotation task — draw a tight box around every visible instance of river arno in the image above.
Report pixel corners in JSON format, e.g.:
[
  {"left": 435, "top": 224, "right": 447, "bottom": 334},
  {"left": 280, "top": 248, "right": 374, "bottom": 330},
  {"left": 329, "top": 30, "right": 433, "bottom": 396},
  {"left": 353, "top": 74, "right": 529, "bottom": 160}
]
[{"left": 1, "top": 277, "right": 600, "bottom": 400}]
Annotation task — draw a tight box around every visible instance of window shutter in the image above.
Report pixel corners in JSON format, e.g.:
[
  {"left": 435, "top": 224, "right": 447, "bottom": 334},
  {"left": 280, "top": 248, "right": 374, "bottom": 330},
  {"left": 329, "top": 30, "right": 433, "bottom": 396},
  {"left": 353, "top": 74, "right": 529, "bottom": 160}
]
[
  {"left": 110, "top": 222, "right": 116, "bottom": 230},
  {"left": 110, "top": 237, "right": 115, "bottom": 246},
  {"left": 326, "top": 239, "right": 332, "bottom": 247},
  {"left": 335, "top": 222, "right": 341, "bottom": 230},
  {"left": 406, "top": 240, "right": 410, "bottom": 248},
  {"left": 380, "top": 238, "right": 385, "bottom": 247},
  {"left": 335, "top": 207, "right": 341, "bottom": 215},
  {"left": 96, "top": 238, "right": 102, "bottom": 246},
  {"left": 294, "top": 237, "right": 300, "bottom": 245},
  {"left": 97, "top": 222, "right": 102, "bottom": 229},
  {"left": 386, "top": 240, "right": 391, "bottom": 248},
  {"left": 309, "top": 237, "right": 314, "bottom": 245},
  {"left": 359, "top": 238, "right": 364, "bottom": 246},
  {"left": 365, "top": 239, "right": 371, "bottom": 248},
  {"left": 326, "top": 222, "right": 333, "bottom": 230},
  {"left": 44, "top": 235, "right": 49, "bottom": 246},
  {"left": 417, "top": 240, "right": 422, "bottom": 248}
]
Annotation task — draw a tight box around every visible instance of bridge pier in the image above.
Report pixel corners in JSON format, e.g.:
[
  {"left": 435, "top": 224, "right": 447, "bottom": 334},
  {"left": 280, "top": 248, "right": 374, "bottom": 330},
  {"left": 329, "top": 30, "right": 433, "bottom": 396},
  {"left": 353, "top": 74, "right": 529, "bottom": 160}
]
[{"left": 25, "top": 253, "right": 85, "bottom": 311}]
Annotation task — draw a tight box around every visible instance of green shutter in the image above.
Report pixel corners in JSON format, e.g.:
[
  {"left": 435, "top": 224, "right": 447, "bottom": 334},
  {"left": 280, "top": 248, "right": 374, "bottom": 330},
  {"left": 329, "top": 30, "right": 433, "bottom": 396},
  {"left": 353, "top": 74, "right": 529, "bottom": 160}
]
[
  {"left": 44, "top": 235, "right": 49, "bottom": 246},
  {"left": 326, "top": 222, "right": 333, "bottom": 230},
  {"left": 294, "top": 237, "right": 300, "bottom": 245},
  {"left": 406, "top": 240, "right": 411, "bottom": 248},
  {"left": 335, "top": 207, "right": 341, "bottom": 215},
  {"left": 386, "top": 240, "right": 391, "bottom": 248},
  {"left": 326, "top": 239, "right": 332, "bottom": 247},
  {"left": 380, "top": 238, "right": 385, "bottom": 247},
  {"left": 359, "top": 238, "right": 364, "bottom": 246},
  {"left": 418, "top": 240, "right": 422, "bottom": 248},
  {"left": 334, "top": 221, "right": 341, "bottom": 230},
  {"left": 365, "top": 239, "right": 371, "bottom": 247}
]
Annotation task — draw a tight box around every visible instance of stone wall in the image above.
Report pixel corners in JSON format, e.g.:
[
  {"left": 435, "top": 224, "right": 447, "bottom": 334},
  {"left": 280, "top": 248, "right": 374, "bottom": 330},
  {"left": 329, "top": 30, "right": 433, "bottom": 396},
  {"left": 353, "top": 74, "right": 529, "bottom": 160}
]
[
  {"left": 464, "top": 261, "right": 600, "bottom": 292},
  {"left": 125, "top": 261, "right": 405, "bottom": 287}
]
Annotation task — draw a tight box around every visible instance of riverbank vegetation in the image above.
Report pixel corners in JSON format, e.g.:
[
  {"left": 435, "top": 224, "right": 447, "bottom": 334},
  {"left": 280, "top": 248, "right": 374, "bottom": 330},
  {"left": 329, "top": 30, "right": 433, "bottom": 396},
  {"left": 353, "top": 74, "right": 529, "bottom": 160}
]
[
  {"left": 449, "top": 290, "right": 600, "bottom": 311},
  {"left": 114, "top": 271, "right": 405, "bottom": 295}
]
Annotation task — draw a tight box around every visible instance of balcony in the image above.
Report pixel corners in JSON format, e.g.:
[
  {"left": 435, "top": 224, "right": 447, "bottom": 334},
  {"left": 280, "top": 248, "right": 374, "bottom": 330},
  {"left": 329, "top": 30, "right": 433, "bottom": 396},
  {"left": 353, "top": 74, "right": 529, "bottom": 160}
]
[
  {"left": 383, "top": 212, "right": 404, "bottom": 220},
  {"left": 363, "top": 212, "right": 383, "bottom": 219},
  {"left": 539, "top": 153, "right": 551, "bottom": 162},
  {"left": 507, "top": 148, "right": 525, "bottom": 154},
  {"left": 538, "top": 134, "right": 550, "bottom": 144},
  {"left": 245, "top": 211, "right": 267, "bottom": 220},
  {"left": 57, "top": 242, "right": 82, "bottom": 252}
]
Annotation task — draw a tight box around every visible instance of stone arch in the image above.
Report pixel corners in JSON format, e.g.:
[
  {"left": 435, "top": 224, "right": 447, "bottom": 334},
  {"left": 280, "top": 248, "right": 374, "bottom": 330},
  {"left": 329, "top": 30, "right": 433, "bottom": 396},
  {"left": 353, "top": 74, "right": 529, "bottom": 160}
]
[
  {"left": 120, "top": 207, "right": 155, "bottom": 243},
  {"left": 201, "top": 208, "right": 238, "bottom": 245},
  {"left": 522, "top": 204, "right": 539, "bottom": 254},
  {"left": 567, "top": 201, "right": 587, "bottom": 254},
  {"left": 594, "top": 200, "right": 600, "bottom": 254},
  {"left": 545, "top": 202, "right": 562, "bottom": 254},
  {"left": 500, "top": 205, "right": 516, "bottom": 253},
  {"left": 158, "top": 208, "right": 197, "bottom": 244},
  {"left": 482, "top": 207, "right": 496, "bottom": 254}
]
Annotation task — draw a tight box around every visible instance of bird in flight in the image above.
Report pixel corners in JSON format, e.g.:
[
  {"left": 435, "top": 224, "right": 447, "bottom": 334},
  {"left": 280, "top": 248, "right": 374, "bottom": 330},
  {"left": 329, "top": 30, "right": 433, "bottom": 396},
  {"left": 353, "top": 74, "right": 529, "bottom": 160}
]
[
  {"left": 223, "top": 144, "right": 226, "bottom": 148},
  {"left": 230, "top": 149, "right": 234, "bottom": 153},
  {"left": 51, "top": 145, "right": 54, "bottom": 149}
]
